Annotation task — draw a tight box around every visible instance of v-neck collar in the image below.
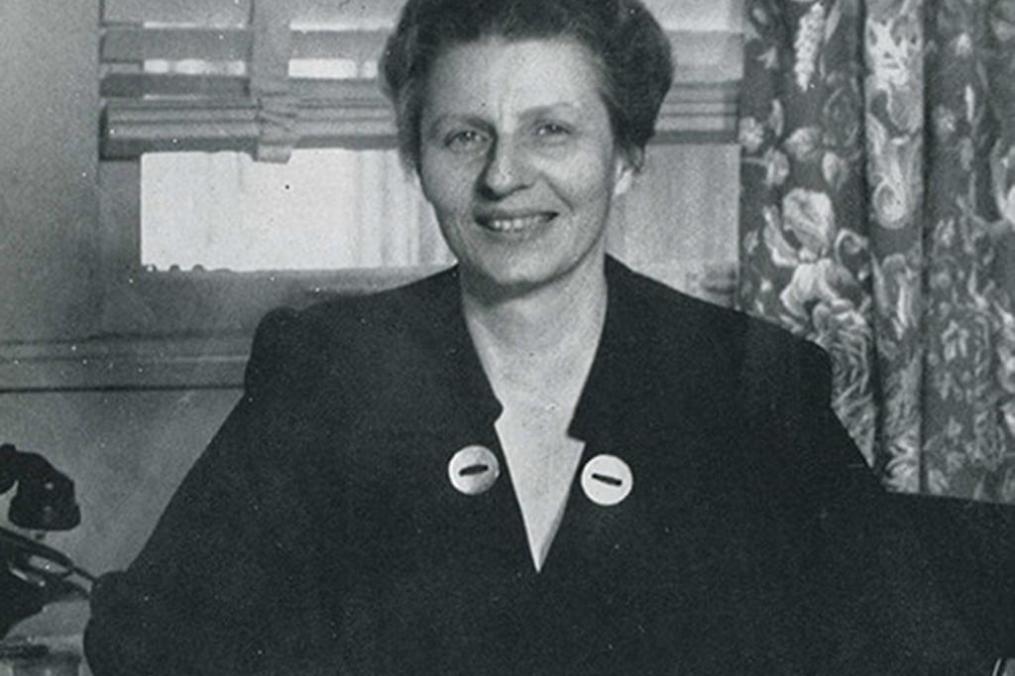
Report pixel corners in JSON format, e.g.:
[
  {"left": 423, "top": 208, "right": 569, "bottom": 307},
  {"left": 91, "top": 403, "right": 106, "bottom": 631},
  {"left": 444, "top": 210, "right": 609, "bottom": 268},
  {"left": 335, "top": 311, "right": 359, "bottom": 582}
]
[
  {"left": 417, "top": 257, "right": 680, "bottom": 435},
  {"left": 409, "top": 256, "right": 726, "bottom": 577}
]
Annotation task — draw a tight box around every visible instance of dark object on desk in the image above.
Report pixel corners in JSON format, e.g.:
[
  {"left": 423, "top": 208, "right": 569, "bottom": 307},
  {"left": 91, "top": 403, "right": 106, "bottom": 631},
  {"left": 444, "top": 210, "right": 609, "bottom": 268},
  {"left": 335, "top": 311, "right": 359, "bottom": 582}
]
[
  {"left": 0, "top": 443, "right": 94, "bottom": 639},
  {"left": 0, "top": 639, "right": 82, "bottom": 675}
]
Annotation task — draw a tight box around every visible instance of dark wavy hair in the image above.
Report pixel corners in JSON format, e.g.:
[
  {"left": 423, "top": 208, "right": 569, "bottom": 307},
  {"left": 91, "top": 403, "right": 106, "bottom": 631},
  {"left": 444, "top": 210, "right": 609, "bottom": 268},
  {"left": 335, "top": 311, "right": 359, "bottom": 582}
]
[{"left": 380, "top": 0, "right": 673, "bottom": 171}]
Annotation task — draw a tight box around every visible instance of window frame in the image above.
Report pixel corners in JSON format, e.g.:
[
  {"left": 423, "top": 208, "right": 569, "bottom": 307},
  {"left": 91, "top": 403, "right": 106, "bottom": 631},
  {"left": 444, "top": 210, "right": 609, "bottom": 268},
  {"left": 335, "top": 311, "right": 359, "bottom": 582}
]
[{"left": 0, "top": 17, "right": 743, "bottom": 393}]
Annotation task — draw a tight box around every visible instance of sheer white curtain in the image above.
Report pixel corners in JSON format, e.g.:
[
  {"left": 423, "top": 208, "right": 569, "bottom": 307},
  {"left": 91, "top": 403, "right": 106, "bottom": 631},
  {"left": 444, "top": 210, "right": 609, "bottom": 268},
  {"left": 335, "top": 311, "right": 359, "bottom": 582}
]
[{"left": 141, "top": 148, "right": 452, "bottom": 271}]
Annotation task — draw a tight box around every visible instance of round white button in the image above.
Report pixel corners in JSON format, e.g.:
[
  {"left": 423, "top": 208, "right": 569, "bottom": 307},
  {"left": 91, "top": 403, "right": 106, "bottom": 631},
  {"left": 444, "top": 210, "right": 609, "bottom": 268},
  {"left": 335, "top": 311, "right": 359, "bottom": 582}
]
[
  {"left": 448, "top": 445, "right": 500, "bottom": 495},
  {"left": 581, "top": 454, "right": 633, "bottom": 506}
]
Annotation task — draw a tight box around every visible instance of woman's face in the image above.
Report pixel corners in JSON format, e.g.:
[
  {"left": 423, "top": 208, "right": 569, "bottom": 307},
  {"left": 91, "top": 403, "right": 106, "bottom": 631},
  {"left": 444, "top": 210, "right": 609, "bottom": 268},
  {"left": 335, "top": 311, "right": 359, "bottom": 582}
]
[{"left": 418, "top": 38, "right": 634, "bottom": 297}]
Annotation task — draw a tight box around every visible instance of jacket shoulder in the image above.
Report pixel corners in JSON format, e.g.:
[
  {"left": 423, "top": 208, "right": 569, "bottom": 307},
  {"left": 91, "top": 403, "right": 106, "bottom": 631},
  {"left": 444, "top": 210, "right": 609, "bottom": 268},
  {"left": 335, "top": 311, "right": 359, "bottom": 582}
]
[
  {"left": 611, "top": 261, "right": 844, "bottom": 487},
  {"left": 243, "top": 268, "right": 458, "bottom": 394},
  {"left": 611, "top": 260, "right": 831, "bottom": 389}
]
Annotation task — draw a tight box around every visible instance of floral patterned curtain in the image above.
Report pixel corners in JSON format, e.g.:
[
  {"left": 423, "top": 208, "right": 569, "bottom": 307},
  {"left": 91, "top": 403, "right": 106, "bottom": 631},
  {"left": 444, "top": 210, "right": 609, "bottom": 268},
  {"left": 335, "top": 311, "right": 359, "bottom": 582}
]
[{"left": 737, "top": 0, "right": 1015, "bottom": 501}]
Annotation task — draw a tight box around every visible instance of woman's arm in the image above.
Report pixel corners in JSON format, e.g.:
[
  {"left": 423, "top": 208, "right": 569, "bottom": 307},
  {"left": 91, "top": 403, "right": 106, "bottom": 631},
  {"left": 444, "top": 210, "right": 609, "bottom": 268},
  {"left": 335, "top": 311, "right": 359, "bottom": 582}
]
[
  {"left": 887, "top": 492, "right": 1015, "bottom": 659},
  {"left": 84, "top": 309, "right": 343, "bottom": 675},
  {"left": 792, "top": 343, "right": 1013, "bottom": 671}
]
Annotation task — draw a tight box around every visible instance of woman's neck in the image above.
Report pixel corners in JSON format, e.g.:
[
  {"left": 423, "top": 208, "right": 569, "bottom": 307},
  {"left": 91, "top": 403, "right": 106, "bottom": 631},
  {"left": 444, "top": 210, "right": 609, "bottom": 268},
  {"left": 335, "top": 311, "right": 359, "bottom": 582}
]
[{"left": 461, "top": 258, "right": 608, "bottom": 412}]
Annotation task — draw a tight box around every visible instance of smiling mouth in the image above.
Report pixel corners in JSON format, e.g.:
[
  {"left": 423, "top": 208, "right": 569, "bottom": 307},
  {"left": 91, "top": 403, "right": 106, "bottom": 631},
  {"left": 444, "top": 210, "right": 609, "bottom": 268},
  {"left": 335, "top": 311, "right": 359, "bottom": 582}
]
[{"left": 474, "top": 213, "right": 557, "bottom": 233}]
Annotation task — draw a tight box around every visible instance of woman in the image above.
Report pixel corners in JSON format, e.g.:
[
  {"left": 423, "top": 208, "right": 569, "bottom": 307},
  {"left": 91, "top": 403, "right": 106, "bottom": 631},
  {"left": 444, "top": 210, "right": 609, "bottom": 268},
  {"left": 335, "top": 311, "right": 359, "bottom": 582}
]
[{"left": 84, "top": 0, "right": 1012, "bottom": 673}]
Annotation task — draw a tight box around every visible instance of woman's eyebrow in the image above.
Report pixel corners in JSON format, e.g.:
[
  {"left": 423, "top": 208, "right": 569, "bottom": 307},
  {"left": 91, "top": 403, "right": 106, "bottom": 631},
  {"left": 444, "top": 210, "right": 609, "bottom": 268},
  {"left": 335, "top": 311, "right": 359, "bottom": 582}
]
[
  {"left": 518, "top": 103, "right": 584, "bottom": 120},
  {"left": 423, "top": 114, "right": 490, "bottom": 137}
]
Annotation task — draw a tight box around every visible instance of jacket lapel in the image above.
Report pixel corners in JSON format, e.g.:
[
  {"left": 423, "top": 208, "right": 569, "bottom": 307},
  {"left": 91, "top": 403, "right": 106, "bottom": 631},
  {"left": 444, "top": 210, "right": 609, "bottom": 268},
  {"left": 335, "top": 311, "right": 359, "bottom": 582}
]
[
  {"left": 412, "top": 260, "right": 739, "bottom": 572},
  {"left": 402, "top": 260, "right": 740, "bottom": 579},
  {"left": 561, "top": 259, "right": 734, "bottom": 549}
]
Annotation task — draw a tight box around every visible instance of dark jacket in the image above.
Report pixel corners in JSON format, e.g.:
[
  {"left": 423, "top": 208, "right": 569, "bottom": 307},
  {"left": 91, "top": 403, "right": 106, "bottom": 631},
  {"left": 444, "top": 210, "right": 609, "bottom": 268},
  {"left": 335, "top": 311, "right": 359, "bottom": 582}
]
[{"left": 85, "top": 259, "right": 1013, "bottom": 674}]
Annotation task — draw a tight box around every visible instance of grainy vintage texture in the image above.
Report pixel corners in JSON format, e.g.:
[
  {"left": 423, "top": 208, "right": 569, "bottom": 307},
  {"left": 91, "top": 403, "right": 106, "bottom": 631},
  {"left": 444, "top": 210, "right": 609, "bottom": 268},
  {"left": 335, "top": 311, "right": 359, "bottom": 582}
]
[{"left": 738, "top": 0, "right": 1015, "bottom": 502}]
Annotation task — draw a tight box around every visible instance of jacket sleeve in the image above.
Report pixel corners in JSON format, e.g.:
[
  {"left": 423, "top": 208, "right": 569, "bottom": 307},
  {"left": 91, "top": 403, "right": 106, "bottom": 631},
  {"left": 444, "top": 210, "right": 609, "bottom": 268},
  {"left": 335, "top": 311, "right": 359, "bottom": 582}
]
[
  {"left": 887, "top": 492, "right": 1015, "bottom": 659},
  {"left": 785, "top": 342, "right": 1012, "bottom": 672},
  {"left": 84, "top": 308, "right": 346, "bottom": 675}
]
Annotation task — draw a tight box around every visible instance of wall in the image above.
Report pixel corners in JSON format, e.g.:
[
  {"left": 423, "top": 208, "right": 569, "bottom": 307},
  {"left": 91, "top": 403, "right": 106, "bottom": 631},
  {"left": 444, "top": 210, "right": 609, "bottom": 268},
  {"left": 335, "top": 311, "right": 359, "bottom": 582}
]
[
  {"left": 615, "top": 144, "right": 740, "bottom": 294},
  {"left": 0, "top": 0, "right": 100, "bottom": 343},
  {"left": 1, "top": 390, "right": 240, "bottom": 640},
  {"left": 0, "top": 0, "right": 236, "bottom": 648}
]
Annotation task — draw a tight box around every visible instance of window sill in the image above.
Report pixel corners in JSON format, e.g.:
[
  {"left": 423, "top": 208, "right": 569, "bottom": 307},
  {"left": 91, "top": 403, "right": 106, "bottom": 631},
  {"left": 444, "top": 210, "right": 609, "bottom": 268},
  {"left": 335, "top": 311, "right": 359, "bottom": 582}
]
[
  {"left": 0, "top": 264, "right": 449, "bottom": 391},
  {"left": 2, "top": 267, "right": 444, "bottom": 392},
  {"left": 0, "top": 335, "right": 250, "bottom": 392},
  {"left": 0, "top": 262, "right": 736, "bottom": 392}
]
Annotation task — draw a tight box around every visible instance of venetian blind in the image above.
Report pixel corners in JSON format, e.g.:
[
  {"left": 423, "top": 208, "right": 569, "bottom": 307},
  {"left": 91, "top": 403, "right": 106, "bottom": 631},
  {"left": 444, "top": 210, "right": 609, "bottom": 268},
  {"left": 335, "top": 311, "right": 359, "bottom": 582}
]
[{"left": 99, "top": 0, "right": 743, "bottom": 161}]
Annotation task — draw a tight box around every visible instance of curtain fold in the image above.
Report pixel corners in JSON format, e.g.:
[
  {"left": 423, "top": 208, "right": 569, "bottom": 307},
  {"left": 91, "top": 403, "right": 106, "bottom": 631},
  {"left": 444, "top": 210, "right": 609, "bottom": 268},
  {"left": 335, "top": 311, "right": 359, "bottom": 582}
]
[{"left": 737, "top": 0, "right": 1015, "bottom": 502}]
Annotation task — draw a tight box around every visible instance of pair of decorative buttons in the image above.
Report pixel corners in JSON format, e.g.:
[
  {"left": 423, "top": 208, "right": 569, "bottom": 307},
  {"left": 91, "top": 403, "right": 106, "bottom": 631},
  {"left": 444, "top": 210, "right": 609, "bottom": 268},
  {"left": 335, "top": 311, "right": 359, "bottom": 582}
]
[{"left": 447, "top": 445, "right": 633, "bottom": 506}]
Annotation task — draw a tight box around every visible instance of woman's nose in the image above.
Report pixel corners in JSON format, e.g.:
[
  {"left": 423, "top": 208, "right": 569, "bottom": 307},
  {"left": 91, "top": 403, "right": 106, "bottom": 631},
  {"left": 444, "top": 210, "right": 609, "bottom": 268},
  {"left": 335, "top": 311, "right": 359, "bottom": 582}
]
[{"left": 479, "top": 138, "right": 531, "bottom": 197}]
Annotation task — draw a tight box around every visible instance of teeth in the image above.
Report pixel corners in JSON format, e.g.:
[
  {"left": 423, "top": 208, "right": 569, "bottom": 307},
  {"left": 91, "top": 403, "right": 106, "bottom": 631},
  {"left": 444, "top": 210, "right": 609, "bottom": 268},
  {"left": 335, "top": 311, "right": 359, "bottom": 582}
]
[{"left": 483, "top": 215, "right": 549, "bottom": 232}]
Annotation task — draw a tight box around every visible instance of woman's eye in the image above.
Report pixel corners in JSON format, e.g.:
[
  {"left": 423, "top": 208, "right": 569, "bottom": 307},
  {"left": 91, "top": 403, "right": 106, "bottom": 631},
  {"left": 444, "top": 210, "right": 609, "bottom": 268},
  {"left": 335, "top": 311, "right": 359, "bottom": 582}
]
[
  {"left": 535, "top": 123, "right": 572, "bottom": 142},
  {"left": 445, "top": 130, "right": 488, "bottom": 152}
]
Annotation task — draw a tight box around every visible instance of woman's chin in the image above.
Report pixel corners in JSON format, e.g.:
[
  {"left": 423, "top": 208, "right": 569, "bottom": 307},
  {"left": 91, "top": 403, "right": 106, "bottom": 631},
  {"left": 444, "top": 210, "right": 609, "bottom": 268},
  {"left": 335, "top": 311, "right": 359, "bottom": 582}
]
[
  {"left": 459, "top": 259, "right": 549, "bottom": 298},
  {"left": 460, "top": 254, "right": 602, "bottom": 302}
]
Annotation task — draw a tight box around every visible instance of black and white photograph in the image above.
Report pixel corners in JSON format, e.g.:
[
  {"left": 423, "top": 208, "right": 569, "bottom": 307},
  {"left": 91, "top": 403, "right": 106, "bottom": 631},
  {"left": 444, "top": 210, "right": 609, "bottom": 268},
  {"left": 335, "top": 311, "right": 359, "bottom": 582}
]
[{"left": 2, "top": 0, "right": 1015, "bottom": 673}]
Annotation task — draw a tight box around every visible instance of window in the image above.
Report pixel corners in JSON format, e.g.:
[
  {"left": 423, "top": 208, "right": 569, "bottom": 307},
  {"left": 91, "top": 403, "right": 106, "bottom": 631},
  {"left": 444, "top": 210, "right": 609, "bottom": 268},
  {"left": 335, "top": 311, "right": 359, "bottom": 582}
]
[
  {"left": 140, "top": 149, "right": 451, "bottom": 272},
  {"left": 0, "top": 0, "right": 745, "bottom": 390}
]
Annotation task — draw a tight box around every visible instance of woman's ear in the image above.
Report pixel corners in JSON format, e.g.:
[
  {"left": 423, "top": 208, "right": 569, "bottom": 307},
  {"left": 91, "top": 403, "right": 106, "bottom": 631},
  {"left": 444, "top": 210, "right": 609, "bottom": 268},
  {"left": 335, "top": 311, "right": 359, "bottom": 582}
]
[{"left": 613, "top": 148, "right": 642, "bottom": 197}]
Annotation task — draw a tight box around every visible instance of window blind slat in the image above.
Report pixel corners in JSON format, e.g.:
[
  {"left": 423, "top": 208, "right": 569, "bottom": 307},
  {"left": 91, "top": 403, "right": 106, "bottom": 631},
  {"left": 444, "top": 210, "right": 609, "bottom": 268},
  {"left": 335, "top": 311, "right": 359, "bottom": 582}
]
[
  {"left": 102, "top": 0, "right": 251, "bottom": 27},
  {"left": 100, "top": 28, "right": 741, "bottom": 77},
  {"left": 100, "top": 27, "right": 392, "bottom": 66},
  {"left": 103, "top": 83, "right": 737, "bottom": 117},
  {"left": 101, "top": 77, "right": 737, "bottom": 106},
  {"left": 100, "top": 76, "right": 388, "bottom": 101},
  {"left": 103, "top": 99, "right": 396, "bottom": 158},
  {"left": 101, "top": 72, "right": 249, "bottom": 98},
  {"left": 291, "top": 29, "right": 388, "bottom": 62},
  {"left": 102, "top": 26, "right": 251, "bottom": 62},
  {"left": 103, "top": 1, "right": 742, "bottom": 32}
]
